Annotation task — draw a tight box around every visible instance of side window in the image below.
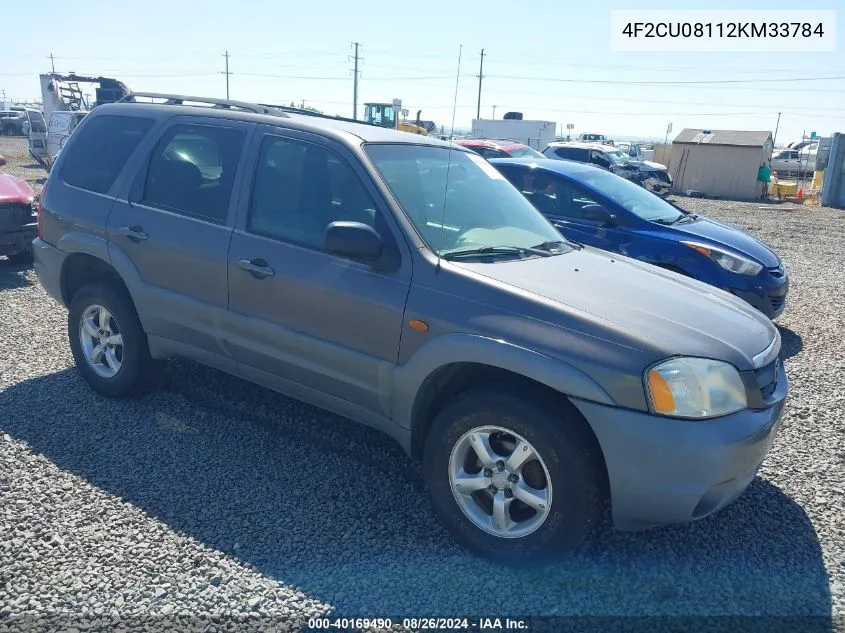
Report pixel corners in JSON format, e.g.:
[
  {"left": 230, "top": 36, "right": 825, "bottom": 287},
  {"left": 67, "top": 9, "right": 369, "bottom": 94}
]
[
  {"left": 60, "top": 115, "right": 154, "bottom": 193},
  {"left": 590, "top": 151, "right": 612, "bottom": 168},
  {"left": 142, "top": 124, "right": 245, "bottom": 223},
  {"left": 548, "top": 179, "right": 602, "bottom": 219},
  {"left": 249, "top": 136, "right": 379, "bottom": 250}
]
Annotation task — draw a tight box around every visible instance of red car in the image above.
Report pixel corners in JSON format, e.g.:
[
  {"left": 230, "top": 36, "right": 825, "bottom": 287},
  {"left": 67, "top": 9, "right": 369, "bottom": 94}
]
[
  {"left": 0, "top": 155, "right": 37, "bottom": 263},
  {"left": 453, "top": 138, "right": 546, "bottom": 160}
]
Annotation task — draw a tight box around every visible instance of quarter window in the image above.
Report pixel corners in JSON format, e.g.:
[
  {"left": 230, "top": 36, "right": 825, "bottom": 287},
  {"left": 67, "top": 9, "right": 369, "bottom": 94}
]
[
  {"left": 142, "top": 124, "right": 245, "bottom": 223},
  {"left": 249, "top": 136, "right": 379, "bottom": 250},
  {"left": 61, "top": 115, "right": 154, "bottom": 194}
]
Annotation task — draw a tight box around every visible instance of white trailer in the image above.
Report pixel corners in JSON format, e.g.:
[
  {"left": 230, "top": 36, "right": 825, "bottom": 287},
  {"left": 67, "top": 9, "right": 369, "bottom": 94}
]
[{"left": 470, "top": 119, "right": 557, "bottom": 151}]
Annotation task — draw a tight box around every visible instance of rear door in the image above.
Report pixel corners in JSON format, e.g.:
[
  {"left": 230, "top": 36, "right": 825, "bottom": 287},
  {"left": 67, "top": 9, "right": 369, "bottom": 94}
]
[
  {"left": 26, "top": 110, "right": 48, "bottom": 165},
  {"left": 106, "top": 116, "right": 254, "bottom": 357},
  {"left": 225, "top": 127, "right": 412, "bottom": 417}
]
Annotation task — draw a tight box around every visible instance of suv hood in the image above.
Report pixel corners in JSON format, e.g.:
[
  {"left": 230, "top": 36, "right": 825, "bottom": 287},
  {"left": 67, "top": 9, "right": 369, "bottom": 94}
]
[
  {"left": 456, "top": 247, "right": 776, "bottom": 371},
  {"left": 0, "top": 173, "right": 34, "bottom": 205},
  {"left": 668, "top": 217, "right": 780, "bottom": 268}
]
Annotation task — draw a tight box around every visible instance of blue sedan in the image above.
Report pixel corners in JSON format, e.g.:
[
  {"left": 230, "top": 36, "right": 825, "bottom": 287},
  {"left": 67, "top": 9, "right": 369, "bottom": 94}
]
[{"left": 489, "top": 157, "right": 788, "bottom": 318}]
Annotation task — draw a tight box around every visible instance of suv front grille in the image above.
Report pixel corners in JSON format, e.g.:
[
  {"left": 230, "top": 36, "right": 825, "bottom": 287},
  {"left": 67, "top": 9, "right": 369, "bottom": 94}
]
[
  {"left": 0, "top": 203, "right": 35, "bottom": 226},
  {"left": 770, "top": 295, "right": 786, "bottom": 312},
  {"left": 0, "top": 203, "right": 35, "bottom": 225}
]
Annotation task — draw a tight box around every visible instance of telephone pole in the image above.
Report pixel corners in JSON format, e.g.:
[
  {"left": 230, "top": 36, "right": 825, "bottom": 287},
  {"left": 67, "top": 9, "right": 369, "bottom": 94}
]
[
  {"left": 773, "top": 112, "right": 781, "bottom": 146},
  {"left": 49, "top": 53, "right": 56, "bottom": 73},
  {"left": 475, "top": 49, "right": 485, "bottom": 120},
  {"left": 351, "top": 42, "right": 361, "bottom": 120},
  {"left": 221, "top": 50, "right": 231, "bottom": 99}
]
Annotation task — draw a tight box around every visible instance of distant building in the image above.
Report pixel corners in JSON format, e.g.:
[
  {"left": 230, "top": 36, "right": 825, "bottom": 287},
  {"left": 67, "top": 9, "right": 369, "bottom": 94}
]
[{"left": 668, "top": 129, "right": 774, "bottom": 200}]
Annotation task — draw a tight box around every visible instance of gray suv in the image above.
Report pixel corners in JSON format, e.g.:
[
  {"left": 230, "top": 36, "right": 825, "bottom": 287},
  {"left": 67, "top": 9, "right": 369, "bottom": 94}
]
[{"left": 32, "top": 93, "right": 788, "bottom": 563}]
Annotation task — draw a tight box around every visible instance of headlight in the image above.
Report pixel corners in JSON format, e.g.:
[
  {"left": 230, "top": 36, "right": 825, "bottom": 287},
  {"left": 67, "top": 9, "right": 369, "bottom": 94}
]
[
  {"left": 646, "top": 357, "right": 747, "bottom": 418},
  {"left": 681, "top": 241, "right": 763, "bottom": 275}
]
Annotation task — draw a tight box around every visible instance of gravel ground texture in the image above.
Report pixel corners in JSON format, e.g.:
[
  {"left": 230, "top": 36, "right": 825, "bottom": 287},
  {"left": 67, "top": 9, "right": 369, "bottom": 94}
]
[{"left": 1, "top": 136, "right": 844, "bottom": 632}]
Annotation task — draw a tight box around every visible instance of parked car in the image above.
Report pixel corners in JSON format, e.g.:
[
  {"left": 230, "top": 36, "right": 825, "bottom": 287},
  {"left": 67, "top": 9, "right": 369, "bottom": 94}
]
[
  {"left": 543, "top": 141, "right": 673, "bottom": 196},
  {"left": 770, "top": 149, "right": 801, "bottom": 177},
  {"left": 798, "top": 143, "right": 818, "bottom": 173},
  {"left": 33, "top": 95, "right": 787, "bottom": 563},
  {"left": 576, "top": 133, "right": 608, "bottom": 143},
  {"left": 615, "top": 141, "right": 645, "bottom": 162},
  {"left": 0, "top": 155, "right": 37, "bottom": 263},
  {"left": 490, "top": 157, "right": 789, "bottom": 319},
  {"left": 453, "top": 138, "right": 546, "bottom": 160},
  {"left": 0, "top": 109, "right": 28, "bottom": 136}
]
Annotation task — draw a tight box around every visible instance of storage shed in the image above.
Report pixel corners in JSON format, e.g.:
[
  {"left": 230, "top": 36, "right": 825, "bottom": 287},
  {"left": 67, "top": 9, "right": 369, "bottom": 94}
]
[{"left": 667, "top": 129, "right": 774, "bottom": 200}]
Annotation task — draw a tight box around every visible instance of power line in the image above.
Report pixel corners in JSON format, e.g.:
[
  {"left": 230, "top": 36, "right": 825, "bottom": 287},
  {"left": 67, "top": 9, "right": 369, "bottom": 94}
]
[{"left": 485, "top": 74, "right": 845, "bottom": 86}]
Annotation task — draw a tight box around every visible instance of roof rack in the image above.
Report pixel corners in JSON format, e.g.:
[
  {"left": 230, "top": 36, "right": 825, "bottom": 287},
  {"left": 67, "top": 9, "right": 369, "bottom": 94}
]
[
  {"left": 118, "top": 92, "right": 288, "bottom": 117},
  {"left": 258, "top": 103, "right": 377, "bottom": 127}
]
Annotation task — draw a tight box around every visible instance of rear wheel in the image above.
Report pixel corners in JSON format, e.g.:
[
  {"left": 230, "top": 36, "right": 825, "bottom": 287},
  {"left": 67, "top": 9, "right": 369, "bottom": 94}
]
[
  {"left": 423, "top": 386, "right": 600, "bottom": 563},
  {"left": 68, "top": 280, "right": 154, "bottom": 398}
]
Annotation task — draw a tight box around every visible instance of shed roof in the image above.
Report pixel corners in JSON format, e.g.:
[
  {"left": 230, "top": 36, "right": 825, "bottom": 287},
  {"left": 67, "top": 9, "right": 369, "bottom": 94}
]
[{"left": 673, "top": 128, "right": 772, "bottom": 147}]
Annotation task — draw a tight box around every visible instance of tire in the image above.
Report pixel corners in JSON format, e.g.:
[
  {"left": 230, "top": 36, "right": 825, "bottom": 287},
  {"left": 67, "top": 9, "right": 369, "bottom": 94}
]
[
  {"left": 423, "top": 385, "right": 601, "bottom": 564},
  {"left": 67, "top": 280, "right": 154, "bottom": 398}
]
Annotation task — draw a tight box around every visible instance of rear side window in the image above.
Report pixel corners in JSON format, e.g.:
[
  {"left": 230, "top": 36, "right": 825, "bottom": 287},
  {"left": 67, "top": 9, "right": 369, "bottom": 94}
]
[
  {"left": 61, "top": 115, "right": 154, "bottom": 194},
  {"left": 554, "top": 147, "right": 587, "bottom": 161},
  {"left": 142, "top": 124, "right": 245, "bottom": 223}
]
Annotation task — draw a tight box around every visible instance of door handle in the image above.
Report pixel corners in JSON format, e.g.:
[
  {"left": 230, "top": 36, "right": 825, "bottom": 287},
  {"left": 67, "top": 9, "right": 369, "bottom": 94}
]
[
  {"left": 116, "top": 225, "right": 148, "bottom": 242},
  {"left": 237, "top": 258, "right": 275, "bottom": 279}
]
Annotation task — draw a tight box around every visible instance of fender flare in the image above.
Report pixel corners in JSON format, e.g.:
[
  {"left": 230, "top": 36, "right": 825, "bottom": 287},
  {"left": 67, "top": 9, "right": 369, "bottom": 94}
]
[{"left": 392, "top": 333, "right": 616, "bottom": 432}]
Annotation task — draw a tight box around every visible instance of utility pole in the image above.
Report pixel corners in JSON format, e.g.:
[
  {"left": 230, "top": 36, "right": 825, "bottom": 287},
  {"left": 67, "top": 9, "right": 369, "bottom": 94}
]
[
  {"left": 773, "top": 112, "right": 781, "bottom": 146},
  {"left": 492, "top": 105, "right": 497, "bottom": 119},
  {"left": 49, "top": 53, "right": 56, "bottom": 73},
  {"left": 221, "top": 50, "right": 231, "bottom": 99},
  {"left": 475, "top": 49, "right": 485, "bottom": 120},
  {"left": 351, "top": 42, "right": 361, "bottom": 120}
]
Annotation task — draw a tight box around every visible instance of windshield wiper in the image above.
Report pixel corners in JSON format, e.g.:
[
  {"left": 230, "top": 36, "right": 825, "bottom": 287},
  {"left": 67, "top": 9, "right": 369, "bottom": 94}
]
[
  {"left": 532, "top": 239, "right": 577, "bottom": 252},
  {"left": 673, "top": 213, "right": 699, "bottom": 224},
  {"left": 443, "top": 245, "right": 551, "bottom": 261}
]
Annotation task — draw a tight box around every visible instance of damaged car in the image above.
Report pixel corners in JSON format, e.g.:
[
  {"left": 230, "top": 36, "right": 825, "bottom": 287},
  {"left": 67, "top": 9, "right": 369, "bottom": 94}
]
[
  {"left": 543, "top": 141, "right": 672, "bottom": 196},
  {"left": 0, "top": 155, "right": 37, "bottom": 263}
]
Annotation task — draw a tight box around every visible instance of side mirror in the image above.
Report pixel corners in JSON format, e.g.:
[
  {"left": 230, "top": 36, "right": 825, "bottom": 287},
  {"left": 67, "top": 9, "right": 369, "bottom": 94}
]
[
  {"left": 325, "top": 221, "right": 383, "bottom": 261},
  {"left": 581, "top": 204, "right": 616, "bottom": 226},
  {"left": 0, "top": 155, "right": 6, "bottom": 167}
]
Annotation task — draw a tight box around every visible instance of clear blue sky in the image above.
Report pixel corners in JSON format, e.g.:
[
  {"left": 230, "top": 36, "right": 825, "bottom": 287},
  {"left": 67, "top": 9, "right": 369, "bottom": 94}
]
[{"left": 1, "top": 0, "right": 842, "bottom": 143}]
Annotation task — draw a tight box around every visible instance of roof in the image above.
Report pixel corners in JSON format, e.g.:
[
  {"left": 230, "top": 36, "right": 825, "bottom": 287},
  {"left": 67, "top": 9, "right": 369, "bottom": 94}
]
[
  {"left": 94, "top": 101, "right": 453, "bottom": 147},
  {"left": 546, "top": 141, "right": 619, "bottom": 152},
  {"left": 673, "top": 129, "right": 773, "bottom": 147},
  {"left": 488, "top": 156, "right": 600, "bottom": 177},
  {"left": 455, "top": 138, "right": 532, "bottom": 150}
]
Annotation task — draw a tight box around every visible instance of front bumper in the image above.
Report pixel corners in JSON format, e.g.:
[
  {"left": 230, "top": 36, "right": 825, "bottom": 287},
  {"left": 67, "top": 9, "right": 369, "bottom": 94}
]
[
  {"left": 0, "top": 223, "right": 37, "bottom": 257},
  {"left": 32, "top": 237, "right": 68, "bottom": 305},
  {"left": 729, "top": 267, "right": 789, "bottom": 319},
  {"left": 571, "top": 360, "right": 788, "bottom": 531}
]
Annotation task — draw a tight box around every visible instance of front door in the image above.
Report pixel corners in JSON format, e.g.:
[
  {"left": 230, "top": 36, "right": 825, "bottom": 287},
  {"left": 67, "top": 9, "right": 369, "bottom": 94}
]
[
  {"left": 107, "top": 116, "right": 253, "bottom": 356},
  {"left": 225, "top": 128, "right": 412, "bottom": 417}
]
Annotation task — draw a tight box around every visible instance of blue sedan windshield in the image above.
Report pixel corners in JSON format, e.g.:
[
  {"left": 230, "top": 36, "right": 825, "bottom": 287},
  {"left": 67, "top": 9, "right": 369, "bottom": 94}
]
[{"left": 575, "top": 169, "right": 683, "bottom": 223}]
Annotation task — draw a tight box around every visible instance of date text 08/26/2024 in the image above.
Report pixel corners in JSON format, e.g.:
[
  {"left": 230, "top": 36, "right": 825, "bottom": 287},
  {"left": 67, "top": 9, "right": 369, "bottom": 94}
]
[{"left": 307, "top": 617, "right": 528, "bottom": 630}]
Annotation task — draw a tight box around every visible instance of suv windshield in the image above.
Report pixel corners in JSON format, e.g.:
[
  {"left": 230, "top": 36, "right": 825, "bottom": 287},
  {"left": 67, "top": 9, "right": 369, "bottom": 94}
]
[
  {"left": 576, "top": 169, "right": 683, "bottom": 223},
  {"left": 365, "top": 144, "right": 568, "bottom": 258}
]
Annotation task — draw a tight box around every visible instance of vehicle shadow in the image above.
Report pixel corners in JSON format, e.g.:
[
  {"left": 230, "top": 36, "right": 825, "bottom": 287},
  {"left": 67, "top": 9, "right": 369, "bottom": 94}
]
[
  {"left": 0, "top": 362, "right": 833, "bottom": 622},
  {"left": 0, "top": 261, "right": 34, "bottom": 289},
  {"left": 778, "top": 325, "right": 803, "bottom": 360}
]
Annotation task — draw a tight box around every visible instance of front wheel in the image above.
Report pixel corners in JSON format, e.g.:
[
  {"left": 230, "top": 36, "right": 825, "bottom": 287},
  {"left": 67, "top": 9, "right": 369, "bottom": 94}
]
[
  {"left": 423, "top": 387, "right": 601, "bottom": 563},
  {"left": 68, "top": 280, "right": 155, "bottom": 398}
]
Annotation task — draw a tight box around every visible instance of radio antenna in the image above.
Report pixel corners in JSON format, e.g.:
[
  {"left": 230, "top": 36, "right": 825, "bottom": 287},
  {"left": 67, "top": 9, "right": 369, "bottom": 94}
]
[{"left": 437, "top": 44, "right": 463, "bottom": 267}]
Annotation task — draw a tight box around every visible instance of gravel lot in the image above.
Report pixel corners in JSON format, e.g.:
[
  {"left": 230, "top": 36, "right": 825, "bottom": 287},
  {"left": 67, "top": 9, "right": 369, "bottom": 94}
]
[{"left": 1, "top": 136, "right": 843, "bottom": 631}]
